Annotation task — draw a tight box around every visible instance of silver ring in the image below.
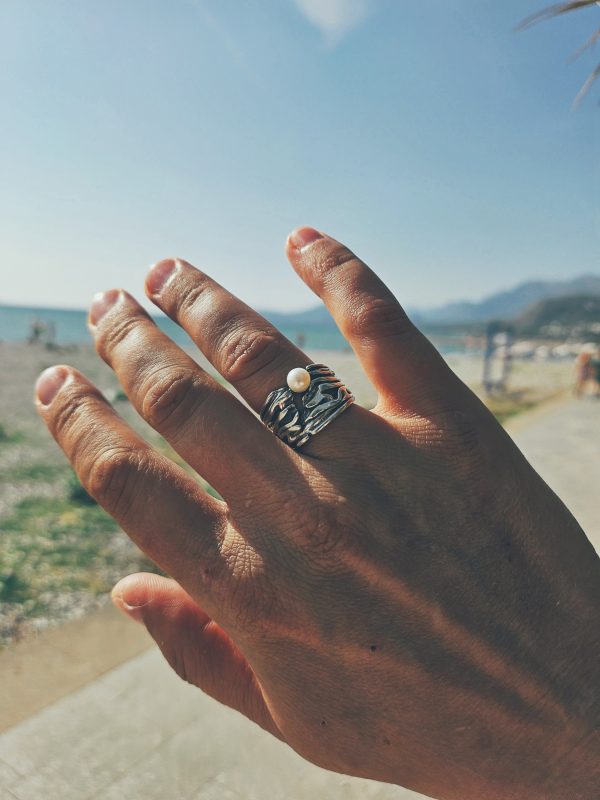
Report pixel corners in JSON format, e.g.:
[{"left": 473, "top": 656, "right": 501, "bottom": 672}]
[{"left": 260, "top": 363, "right": 354, "bottom": 450}]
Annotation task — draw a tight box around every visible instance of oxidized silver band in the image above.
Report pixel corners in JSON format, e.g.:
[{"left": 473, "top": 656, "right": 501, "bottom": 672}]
[{"left": 260, "top": 363, "right": 354, "bottom": 450}]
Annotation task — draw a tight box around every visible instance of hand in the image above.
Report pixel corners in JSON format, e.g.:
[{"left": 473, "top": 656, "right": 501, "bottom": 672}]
[{"left": 35, "top": 228, "right": 599, "bottom": 800}]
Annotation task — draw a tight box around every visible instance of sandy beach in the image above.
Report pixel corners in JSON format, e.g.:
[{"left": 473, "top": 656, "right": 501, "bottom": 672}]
[{"left": 0, "top": 340, "right": 574, "bottom": 647}]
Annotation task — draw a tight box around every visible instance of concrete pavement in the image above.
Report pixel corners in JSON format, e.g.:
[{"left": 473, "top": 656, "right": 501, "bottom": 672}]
[
  {"left": 508, "top": 397, "right": 599, "bottom": 550},
  {"left": 0, "top": 648, "right": 421, "bottom": 800}
]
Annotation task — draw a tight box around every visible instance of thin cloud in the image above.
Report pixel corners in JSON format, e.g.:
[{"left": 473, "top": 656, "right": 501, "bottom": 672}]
[
  {"left": 189, "top": 0, "right": 262, "bottom": 86},
  {"left": 292, "top": 0, "right": 372, "bottom": 44},
  {"left": 191, "top": 0, "right": 247, "bottom": 68}
]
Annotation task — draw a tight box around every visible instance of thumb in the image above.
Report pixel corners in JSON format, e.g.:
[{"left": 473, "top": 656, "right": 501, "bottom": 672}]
[{"left": 111, "top": 573, "right": 281, "bottom": 738}]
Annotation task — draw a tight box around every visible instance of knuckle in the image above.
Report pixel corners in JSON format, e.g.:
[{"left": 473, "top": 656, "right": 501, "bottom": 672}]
[
  {"left": 140, "top": 367, "right": 203, "bottom": 430},
  {"left": 176, "top": 275, "right": 214, "bottom": 320},
  {"left": 349, "top": 297, "right": 411, "bottom": 342},
  {"left": 85, "top": 446, "right": 142, "bottom": 514},
  {"left": 310, "top": 247, "right": 358, "bottom": 288},
  {"left": 220, "top": 327, "right": 282, "bottom": 383},
  {"left": 97, "top": 314, "right": 143, "bottom": 358},
  {"left": 51, "top": 389, "right": 91, "bottom": 441},
  {"left": 318, "top": 247, "right": 357, "bottom": 275}
]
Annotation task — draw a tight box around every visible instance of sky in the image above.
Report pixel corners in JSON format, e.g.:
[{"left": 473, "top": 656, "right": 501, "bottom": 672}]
[{"left": 0, "top": 0, "right": 598, "bottom": 312}]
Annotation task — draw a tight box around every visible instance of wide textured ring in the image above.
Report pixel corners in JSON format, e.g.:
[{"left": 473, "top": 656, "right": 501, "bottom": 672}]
[{"left": 260, "top": 363, "right": 354, "bottom": 450}]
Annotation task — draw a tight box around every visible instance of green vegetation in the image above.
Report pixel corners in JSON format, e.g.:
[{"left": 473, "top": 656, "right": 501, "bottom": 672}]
[
  {"left": 1, "top": 496, "right": 117, "bottom": 604},
  {"left": 67, "top": 471, "right": 97, "bottom": 505},
  {"left": 486, "top": 394, "right": 540, "bottom": 426},
  {"left": 0, "top": 494, "right": 159, "bottom": 634},
  {"left": 0, "top": 422, "right": 25, "bottom": 446},
  {"left": 10, "top": 463, "right": 66, "bottom": 482},
  {"left": 516, "top": 294, "right": 600, "bottom": 341},
  {"left": 0, "top": 430, "right": 160, "bottom": 644}
]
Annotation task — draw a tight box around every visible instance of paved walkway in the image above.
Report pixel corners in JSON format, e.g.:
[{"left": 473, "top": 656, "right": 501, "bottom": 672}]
[
  {"left": 509, "top": 397, "right": 599, "bottom": 550},
  {"left": 1, "top": 399, "right": 598, "bottom": 800}
]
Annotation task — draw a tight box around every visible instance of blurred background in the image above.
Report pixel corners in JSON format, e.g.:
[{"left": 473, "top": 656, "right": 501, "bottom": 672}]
[{"left": 0, "top": 2, "right": 598, "bottom": 798}]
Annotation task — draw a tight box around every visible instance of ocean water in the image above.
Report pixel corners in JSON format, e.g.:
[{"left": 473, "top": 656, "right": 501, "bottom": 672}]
[
  {"left": 0, "top": 304, "right": 468, "bottom": 354},
  {"left": 0, "top": 304, "right": 350, "bottom": 351}
]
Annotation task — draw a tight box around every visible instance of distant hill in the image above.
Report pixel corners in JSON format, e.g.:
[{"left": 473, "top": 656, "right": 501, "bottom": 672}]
[
  {"left": 261, "top": 304, "right": 334, "bottom": 330},
  {"left": 417, "top": 274, "right": 600, "bottom": 324},
  {"left": 262, "top": 274, "right": 600, "bottom": 329},
  {"left": 515, "top": 294, "right": 600, "bottom": 340},
  {"left": 3, "top": 274, "right": 599, "bottom": 342}
]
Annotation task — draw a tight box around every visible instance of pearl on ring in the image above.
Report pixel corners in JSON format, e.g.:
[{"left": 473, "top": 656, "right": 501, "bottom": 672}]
[{"left": 287, "top": 367, "right": 311, "bottom": 393}]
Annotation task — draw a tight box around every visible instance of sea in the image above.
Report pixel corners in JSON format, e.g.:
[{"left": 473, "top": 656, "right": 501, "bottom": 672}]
[
  {"left": 0, "top": 304, "right": 349, "bottom": 351},
  {"left": 0, "top": 304, "right": 469, "bottom": 355}
]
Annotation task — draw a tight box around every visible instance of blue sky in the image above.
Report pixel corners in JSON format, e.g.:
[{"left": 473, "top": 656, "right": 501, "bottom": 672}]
[{"left": 0, "top": 0, "right": 598, "bottom": 312}]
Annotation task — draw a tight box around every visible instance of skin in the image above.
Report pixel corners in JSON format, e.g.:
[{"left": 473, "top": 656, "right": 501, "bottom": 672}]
[{"left": 35, "top": 228, "right": 599, "bottom": 800}]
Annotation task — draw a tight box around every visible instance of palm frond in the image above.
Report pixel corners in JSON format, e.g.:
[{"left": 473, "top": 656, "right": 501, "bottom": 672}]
[
  {"left": 518, "top": 1, "right": 599, "bottom": 31},
  {"left": 569, "top": 26, "right": 600, "bottom": 61},
  {"left": 518, "top": 1, "right": 600, "bottom": 106},
  {"left": 572, "top": 61, "right": 600, "bottom": 105}
]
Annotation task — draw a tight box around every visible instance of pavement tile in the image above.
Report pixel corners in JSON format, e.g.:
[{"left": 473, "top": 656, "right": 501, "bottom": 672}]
[
  {"left": 99, "top": 684, "right": 419, "bottom": 800},
  {"left": 0, "top": 651, "right": 202, "bottom": 800},
  {"left": 0, "top": 760, "right": 24, "bottom": 792},
  {"left": 511, "top": 399, "right": 599, "bottom": 550}
]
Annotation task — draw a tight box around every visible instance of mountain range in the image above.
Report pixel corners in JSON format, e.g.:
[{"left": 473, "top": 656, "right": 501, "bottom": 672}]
[
  {"left": 516, "top": 294, "right": 600, "bottom": 338},
  {"left": 262, "top": 274, "right": 600, "bottom": 329}
]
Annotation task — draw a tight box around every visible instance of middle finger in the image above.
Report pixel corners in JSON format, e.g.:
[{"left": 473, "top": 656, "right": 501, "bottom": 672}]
[
  {"left": 89, "top": 289, "right": 294, "bottom": 502},
  {"left": 145, "top": 257, "right": 317, "bottom": 414}
]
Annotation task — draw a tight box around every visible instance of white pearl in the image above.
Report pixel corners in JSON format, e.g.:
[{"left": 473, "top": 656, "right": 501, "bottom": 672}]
[{"left": 287, "top": 367, "right": 311, "bottom": 393}]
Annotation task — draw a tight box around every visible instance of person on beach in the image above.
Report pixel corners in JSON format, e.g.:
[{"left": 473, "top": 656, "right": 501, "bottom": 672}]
[
  {"left": 35, "top": 229, "right": 599, "bottom": 800},
  {"left": 27, "top": 317, "right": 46, "bottom": 345},
  {"left": 591, "top": 351, "right": 600, "bottom": 398},
  {"left": 575, "top": 348, "right": 594, "bottom": 396}
]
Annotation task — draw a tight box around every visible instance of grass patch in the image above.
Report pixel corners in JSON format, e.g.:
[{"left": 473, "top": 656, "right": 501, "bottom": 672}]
[
  {"left": 485, "top": 392, "right": 540, "bottom": 425},
  {"left": 0, "top": 494, "right": 160, "bottom": 632},
  {"left": 67, "top": 471, "right": 97, "bottom": 505},
  {"left": 1, "top": 496, "right": 118, "bottom": 608},
  {"left": 0, "top": 422, "right": 25, "bottom": 446},
  {"left": 10, "top": 463, "right": 67, "bottom": 482}
]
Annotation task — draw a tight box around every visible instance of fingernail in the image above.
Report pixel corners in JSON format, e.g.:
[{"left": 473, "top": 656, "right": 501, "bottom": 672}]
[
  {"left": 288, "top": 227, "right": 324, "bottom": 251},
  {"left": 35, "top": 366, "right": 69, "bottom": 406},
  {"left": 89, "top": 289, "right": 121, "bottom": 327},
  {"left": 111, "top": 576, "right": 152, "bottom": 624},
  {"left": 111, "top": 590, "right": 146, "bottom": 624},
  {"left": 146, "top": 258, "right": 178, "bottom": 296}
]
